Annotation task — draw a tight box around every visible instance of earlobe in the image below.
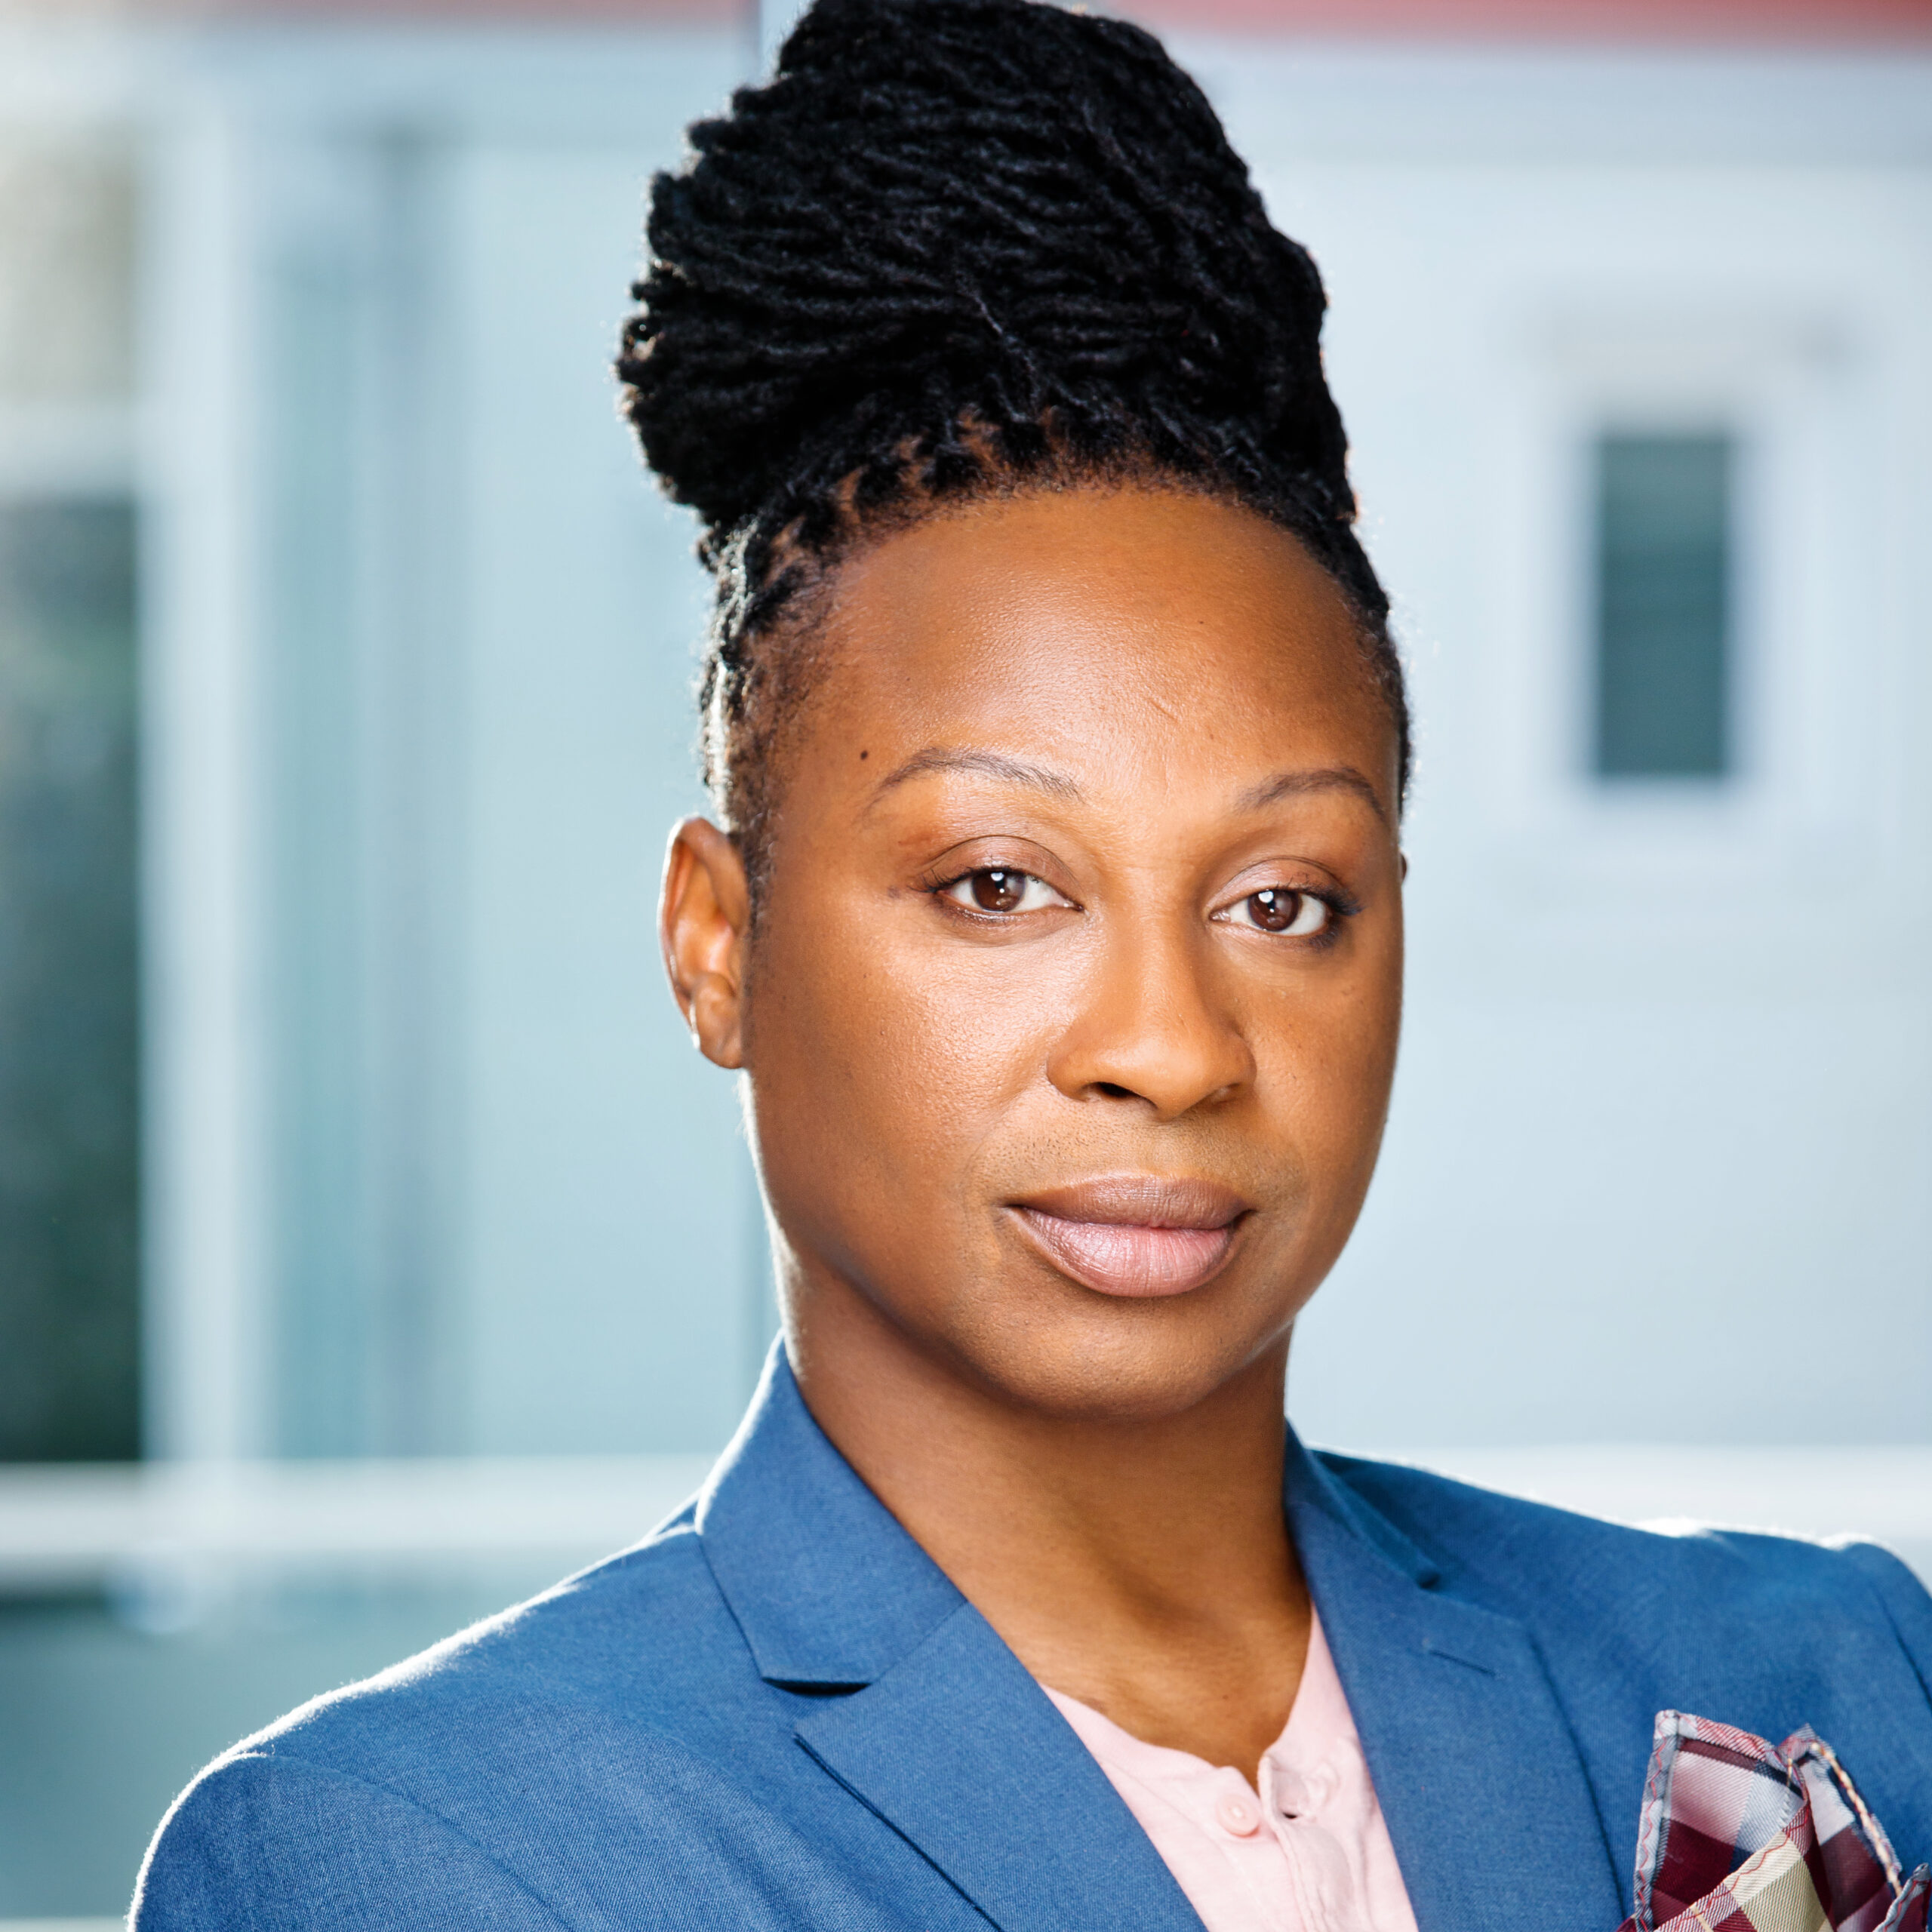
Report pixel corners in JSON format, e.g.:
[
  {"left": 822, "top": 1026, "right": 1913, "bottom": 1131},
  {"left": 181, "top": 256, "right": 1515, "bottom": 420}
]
[{"left": 660, "top": 817, "right": 751, "bottom": 1070}]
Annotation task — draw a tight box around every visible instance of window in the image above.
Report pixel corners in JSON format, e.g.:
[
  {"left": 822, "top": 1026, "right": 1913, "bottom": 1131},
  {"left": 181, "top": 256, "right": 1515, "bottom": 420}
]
[
  {"left": 1592, "top": 432, "right": 1732, "bottom": 781},
  {"left": 0, "top": 501, "right": 140, "bottom": 1460},
  {"left": 0, "top": 141, "right": 141, "bottom": 1460}
]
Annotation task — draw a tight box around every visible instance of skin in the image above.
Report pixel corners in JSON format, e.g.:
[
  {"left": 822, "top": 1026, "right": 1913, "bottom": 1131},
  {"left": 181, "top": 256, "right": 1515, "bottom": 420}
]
[{"left": 662, "top": 484, "right": 1404, "bottom": 1783}]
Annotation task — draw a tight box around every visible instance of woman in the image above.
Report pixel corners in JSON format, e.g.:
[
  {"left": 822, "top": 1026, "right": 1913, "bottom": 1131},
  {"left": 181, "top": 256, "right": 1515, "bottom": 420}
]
[{"left": 135, "top": 2, "right": 1932, "bottom": 1926}]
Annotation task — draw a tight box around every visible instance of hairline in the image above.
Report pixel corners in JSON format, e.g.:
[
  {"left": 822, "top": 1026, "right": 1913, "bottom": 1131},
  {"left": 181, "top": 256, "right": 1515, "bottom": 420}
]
[{"left": 712, "top": 463, "right": 1405, "bottom": 912}]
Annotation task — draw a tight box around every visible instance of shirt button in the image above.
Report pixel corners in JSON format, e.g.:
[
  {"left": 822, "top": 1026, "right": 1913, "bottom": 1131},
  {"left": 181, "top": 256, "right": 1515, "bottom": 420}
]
[
  {"left": 1215, "top": 1791, "right": 1261, "bottom": 1836},
  {"left": 1271, "top": 1767, "right": 1309, "bottom": 1818}
]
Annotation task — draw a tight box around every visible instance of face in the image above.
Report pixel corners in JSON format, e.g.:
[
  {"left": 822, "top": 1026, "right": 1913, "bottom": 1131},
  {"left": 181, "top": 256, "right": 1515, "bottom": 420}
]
[{"left": 664, "top": 485, "right": 1403, "bottom": 1423}]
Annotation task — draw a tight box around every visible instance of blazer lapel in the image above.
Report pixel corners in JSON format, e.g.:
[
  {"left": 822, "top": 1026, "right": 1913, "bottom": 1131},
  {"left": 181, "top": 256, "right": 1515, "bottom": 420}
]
[
  {"left": 697, "top": 1349, "right": 1202, "bottom": 1931},
  {"left": 1286, "top": 1435, "right": 1625, "bottom": 1932},
  {"left": 795, "top": 1601, "right": 1204, "bottom": 1932}
]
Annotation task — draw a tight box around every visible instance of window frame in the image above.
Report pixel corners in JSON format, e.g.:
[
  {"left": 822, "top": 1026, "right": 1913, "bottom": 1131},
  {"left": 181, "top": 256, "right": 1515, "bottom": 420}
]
[{"left": 1475, "top": 303, "right": 1878, "bottom": 911}]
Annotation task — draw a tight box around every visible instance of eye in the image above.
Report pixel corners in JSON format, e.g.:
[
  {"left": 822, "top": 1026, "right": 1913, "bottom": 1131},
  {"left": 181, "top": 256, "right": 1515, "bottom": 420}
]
[
  {"left": 1220, "top": 888, "right": 1330, "bottom": 937},
  {"left": 940, "top": 867, "right": 1067, "bottom": 915}
]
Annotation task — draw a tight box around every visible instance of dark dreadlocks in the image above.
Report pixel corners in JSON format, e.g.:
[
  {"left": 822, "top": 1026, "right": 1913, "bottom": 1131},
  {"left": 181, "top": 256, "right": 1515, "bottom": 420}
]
[{"left": 617, "top": 0, "right": 1408, "bottom": 881}]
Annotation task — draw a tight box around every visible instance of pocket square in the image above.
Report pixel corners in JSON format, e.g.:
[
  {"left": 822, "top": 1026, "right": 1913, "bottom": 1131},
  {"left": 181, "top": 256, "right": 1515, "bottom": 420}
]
[{"left": 1617, "top": 1711, "right": 1928, "bottom": 1932}]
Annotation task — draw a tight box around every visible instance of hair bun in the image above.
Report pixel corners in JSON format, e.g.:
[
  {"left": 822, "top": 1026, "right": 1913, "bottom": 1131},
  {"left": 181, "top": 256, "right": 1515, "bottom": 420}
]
[{"left": 621, "top": 0, "right": 1349, "bottom": 547}]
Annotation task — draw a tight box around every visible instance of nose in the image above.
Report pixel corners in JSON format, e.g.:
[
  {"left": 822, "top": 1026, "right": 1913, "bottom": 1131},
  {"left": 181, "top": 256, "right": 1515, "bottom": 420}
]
[{"left": 1046, "top": 919, "right": 1254, "bottom": 1121}]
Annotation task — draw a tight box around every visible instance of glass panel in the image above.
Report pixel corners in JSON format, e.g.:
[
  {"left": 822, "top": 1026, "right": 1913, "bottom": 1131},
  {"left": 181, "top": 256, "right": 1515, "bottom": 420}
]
[
  {"left": 1592, "top": 432, "right": 1732, "bottom": 780},
  {"left": 0, "top": 143, "right": 137, "bottom": 402},
  {"left": 0, "top": 500, "right": 140, "bottom": 1460}
]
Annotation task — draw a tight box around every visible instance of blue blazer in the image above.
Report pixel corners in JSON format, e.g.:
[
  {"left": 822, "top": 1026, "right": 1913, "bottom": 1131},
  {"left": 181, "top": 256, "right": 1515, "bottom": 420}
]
[{"left": 136, "top": 1352, "right": 1932, "bottom": 1930}]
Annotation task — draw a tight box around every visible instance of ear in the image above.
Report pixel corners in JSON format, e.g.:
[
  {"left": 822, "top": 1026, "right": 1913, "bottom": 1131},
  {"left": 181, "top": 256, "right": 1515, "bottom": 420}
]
[{"left": 660, "top": 817, "right": 751, "bottom": 1069}]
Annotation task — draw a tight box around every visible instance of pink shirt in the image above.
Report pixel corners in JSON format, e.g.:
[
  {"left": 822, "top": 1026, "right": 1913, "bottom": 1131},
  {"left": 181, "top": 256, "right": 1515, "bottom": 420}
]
[{"left": 1043, "top": 1613, "right": 1420, "bottom": 1932}]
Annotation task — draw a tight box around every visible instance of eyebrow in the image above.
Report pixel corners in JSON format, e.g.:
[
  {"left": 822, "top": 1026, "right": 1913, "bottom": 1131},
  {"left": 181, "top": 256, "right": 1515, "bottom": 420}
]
[
  {"left": 870, "top": 746, "right": 1084, "bottom": 804},
  {"left": 1235, "top": 766, "right": 1390, "bottom": 825},
  {"left": 870, "top": 747, "right": 1389, "bottom": 824}
]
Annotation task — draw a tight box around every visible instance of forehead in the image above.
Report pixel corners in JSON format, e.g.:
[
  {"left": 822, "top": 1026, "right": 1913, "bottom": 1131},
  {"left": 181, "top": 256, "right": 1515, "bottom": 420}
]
[{"left": 800, "top": 485, "right": 1396, "bottom": 808}]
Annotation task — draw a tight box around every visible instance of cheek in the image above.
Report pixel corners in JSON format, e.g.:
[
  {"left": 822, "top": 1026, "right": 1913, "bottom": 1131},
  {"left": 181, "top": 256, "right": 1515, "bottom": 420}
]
[
  {"left": 1238, "top": 923, "right": 1400, "bottom": 1152},
  {"left": 1281, "top": 939, "right": 1403, "bottom": 1193},
  {"left": 743, "top": 894, "right": 1057, "bottom": 1226}
]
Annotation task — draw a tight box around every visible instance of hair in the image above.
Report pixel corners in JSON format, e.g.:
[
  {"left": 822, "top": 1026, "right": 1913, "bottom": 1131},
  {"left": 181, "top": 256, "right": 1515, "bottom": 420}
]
[{"left": 618, "top": 0, "right": 1407, "bottom": 888}]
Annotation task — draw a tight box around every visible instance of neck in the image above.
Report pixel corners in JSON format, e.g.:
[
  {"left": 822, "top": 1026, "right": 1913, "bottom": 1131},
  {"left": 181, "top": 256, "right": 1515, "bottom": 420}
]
[{"left": 788, "top": 1267, "right": 1310, "bottom": 1783}]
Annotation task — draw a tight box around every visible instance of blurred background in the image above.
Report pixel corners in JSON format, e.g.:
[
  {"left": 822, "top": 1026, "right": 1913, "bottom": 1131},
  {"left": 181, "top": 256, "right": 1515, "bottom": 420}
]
[{"left": 0, "top": 0, "right": 1928, "bottom": 1917}]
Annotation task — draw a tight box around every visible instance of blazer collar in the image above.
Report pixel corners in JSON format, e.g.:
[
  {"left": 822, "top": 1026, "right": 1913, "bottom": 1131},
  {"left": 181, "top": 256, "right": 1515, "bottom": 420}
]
[
  {"left": 698, "top": 1346, "right": 1624, "bottom": 1932},
  {"left": 694, "top": 1344, "right": 962, "bottom": 1687}
]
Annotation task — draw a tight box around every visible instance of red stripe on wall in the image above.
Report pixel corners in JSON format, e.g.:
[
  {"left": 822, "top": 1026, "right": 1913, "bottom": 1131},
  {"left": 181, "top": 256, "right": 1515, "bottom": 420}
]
[
  {"left": 1120, "top": 0, "right": 1932, "bottom": 38},
  {"left": 43, "top": 0, "right": 1932, "bottom": 38}
]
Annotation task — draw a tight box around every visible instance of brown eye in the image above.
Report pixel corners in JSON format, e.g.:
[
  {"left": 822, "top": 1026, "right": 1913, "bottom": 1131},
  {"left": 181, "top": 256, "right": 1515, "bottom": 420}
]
[
  {"left": 940, "top": 867, "right": 1067, "bottom": 915},
  {"left": 1248, "top": 889, "right": 1300, "bottom": 931},
  {"left": 970, "top": 868, "right": 1025, "bottom": 912},
  {"left": 1220, "top": 888, "right": 1330, "bottom": 937}
]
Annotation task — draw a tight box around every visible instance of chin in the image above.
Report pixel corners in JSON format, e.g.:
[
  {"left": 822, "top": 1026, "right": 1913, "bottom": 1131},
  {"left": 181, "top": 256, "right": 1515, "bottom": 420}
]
[{"left": 943, "top": 1294, "right": 1291, "bottom": 1425}]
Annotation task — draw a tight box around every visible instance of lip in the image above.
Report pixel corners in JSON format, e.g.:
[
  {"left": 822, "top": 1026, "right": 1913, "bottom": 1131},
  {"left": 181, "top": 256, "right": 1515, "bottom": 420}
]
[{"left": 1008, "top": 1176, "right": 1251, "bottom": 1299}]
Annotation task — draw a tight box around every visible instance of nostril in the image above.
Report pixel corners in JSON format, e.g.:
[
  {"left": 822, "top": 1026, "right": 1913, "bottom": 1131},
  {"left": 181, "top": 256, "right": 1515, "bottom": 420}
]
[{"left": 1092, "top": 1081, "right": 1137, "bottom": 1100}]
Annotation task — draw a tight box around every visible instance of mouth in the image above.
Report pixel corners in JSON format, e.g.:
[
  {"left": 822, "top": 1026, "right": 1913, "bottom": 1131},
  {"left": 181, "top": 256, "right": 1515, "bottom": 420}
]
[{"left": 1008, "top": 1176, "right": 1251, "bottom": 1299}]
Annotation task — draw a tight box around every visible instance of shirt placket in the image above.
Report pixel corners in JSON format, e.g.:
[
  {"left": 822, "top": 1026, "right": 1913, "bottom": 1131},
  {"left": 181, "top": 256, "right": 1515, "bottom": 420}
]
[
  {"left": 1190, "top": 1762, "right": 1303, "bottom": 1932},
  {"left": 1260, "top": 1753, "right": 1354, "bottom": 1932}
]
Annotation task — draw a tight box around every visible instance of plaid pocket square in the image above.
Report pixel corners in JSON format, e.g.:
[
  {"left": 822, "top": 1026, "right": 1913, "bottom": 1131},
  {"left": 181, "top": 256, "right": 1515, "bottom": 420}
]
[{"left": 1616, "top": 1711, "right": 1930, "bottom": 1932}]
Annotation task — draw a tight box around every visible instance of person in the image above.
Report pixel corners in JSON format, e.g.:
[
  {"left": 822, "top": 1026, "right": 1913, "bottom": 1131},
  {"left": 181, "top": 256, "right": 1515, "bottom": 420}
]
[{"left": 132, "top": 1, "right": 1932, "bottom": 1926}]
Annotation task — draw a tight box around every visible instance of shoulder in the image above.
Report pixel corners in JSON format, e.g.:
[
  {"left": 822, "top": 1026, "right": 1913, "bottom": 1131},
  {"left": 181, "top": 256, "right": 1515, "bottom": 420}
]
[
  {"left": 1315, "top": 1447, "right": 1932, "bottom": 1657},
  {"left": 133, "top": 1750, "right": 574, "bottom": 1931},
  {"left": 134, "top": 1516, "right": 775, "bottom": 1928},
  {"left": 248, "top": 1513, "right": 755, "bottom": 1782}
]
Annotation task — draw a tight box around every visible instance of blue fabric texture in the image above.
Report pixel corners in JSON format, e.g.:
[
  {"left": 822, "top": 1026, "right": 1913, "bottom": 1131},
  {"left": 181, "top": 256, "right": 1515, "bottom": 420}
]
[{"left": 133, "top": 1348, "right": 1932, "bottom": 1930}]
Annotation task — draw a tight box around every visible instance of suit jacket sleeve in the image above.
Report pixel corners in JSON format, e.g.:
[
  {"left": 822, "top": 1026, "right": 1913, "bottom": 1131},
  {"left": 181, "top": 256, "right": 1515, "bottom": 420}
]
[{"left": 131, "top": 1751, "right": 574, "bottom": 1932}]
